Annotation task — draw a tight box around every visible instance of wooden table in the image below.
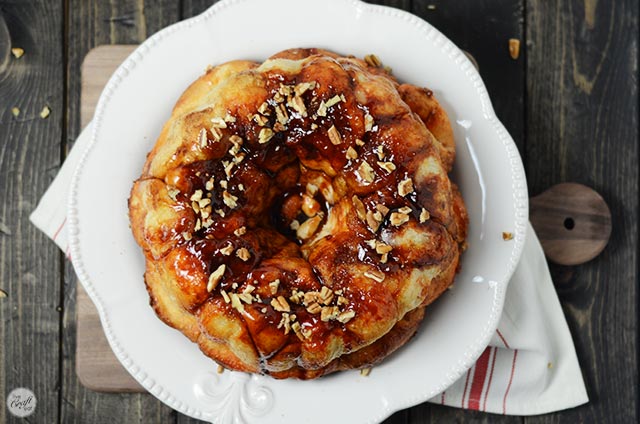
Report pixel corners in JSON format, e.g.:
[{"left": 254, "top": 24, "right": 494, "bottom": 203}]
[{"left": 0, "top": 1, "right": 637, "bottom": 423}]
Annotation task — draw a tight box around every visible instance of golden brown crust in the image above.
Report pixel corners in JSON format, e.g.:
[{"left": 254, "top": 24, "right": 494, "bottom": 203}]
[
  {"left": 129, "top": 48, "right": 468, "bottom": 379},
  {"left": 398, "top": 84, "right": 456, "bottom": 172}
]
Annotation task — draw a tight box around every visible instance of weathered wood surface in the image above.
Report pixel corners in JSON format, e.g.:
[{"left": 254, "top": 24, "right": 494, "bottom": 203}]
[
  {"left": 524, "top": 1, "right": 638, "bottom": 424},
  {"left": 0, "top": 0, "right": 636, "bottom": 423},
  {"left": 0, "top": 2, "right": 65, "bottom": 423}
]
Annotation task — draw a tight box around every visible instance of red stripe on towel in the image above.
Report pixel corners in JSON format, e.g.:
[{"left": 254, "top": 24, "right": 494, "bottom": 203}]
[
  {"left": 53, "top": 217, "right": 67, "bottom": 241},
  {"left": 468, "top": 348, "right": 491, "bottom": 410},
  {"left": 502, "top": 349, "right": 518, "bottom": 414},
  {"left": 460, "top": 368, "right": 472, "bottom": 408},
  {"left": 482, "top": 347, "right": 498, "bottom": 412},
  {"left": 496, "top": 328, "right": 510, "bottom": 349}
]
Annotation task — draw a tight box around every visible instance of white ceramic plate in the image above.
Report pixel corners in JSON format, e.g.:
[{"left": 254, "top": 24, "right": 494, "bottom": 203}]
[{"left": 68, "top": 0, "right": 528, "bottom": 422}]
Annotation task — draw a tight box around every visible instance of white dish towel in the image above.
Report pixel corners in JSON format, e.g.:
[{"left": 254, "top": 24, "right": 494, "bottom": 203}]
[{"left": 30, "top": 124, "right": 588, "bottom": 416}]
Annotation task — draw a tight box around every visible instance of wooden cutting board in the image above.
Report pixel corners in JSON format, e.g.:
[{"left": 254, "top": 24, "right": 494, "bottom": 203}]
[{"left": 76, "top": 45, "right": 611, "bottom": 392}]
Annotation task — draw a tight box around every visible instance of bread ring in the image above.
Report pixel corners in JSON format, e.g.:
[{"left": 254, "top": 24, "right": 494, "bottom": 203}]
[{"left": 129, "top": 48, "right": 468, "bottom": 379}]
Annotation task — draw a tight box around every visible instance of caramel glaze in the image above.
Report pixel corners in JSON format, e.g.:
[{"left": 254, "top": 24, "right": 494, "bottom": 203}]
[{"left": 129, "top": 48, "right": 468, "bottom": 378}]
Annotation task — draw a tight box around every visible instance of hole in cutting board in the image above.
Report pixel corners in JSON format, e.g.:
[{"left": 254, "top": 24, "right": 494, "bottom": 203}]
[{"left": 564, "top": 217, "right": 575, "bottom": 230}]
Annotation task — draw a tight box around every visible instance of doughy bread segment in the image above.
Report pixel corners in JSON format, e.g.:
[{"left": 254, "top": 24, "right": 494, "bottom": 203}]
[{"left": 129, "top": 48, "right": 468, "bottom": 379}]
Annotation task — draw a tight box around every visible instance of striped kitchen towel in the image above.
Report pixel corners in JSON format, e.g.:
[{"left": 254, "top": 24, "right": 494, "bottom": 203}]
[
  {"left": 431, "top": 223, "right": 588, "bottom": 414},
  {"left": 30, "top": 123, "right": 588, "bottom": 416}
]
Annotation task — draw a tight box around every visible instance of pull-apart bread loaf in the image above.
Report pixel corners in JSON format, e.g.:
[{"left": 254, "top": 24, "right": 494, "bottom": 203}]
[{"left": 129, "top": 48, "right": 468, "bottom": 379}]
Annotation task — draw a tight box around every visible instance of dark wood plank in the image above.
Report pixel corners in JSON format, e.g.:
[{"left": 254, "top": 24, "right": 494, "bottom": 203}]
[
  {"left": 525, "top": 0, "right": 638, "bottom": 423},
  {"left": 62, "top": 1, "right": 180, "bottom": 423},
  {"left": 0, "top": 1, "right": 64, "bottom": 423},
  {"left": 415, "top": 405, "right": 522, "bottom": 424},
  {"left": 66, "top": 0, "right": 181, "bottom": 139},
  {"left": 412, "top": 0, "right": 526, "bottom": 153},
  {"left": 408, "top": 1, "right": 525, "bottom": 422},
  {"left": 181, "top": 0, "right": 216, "bottom": 18}
]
